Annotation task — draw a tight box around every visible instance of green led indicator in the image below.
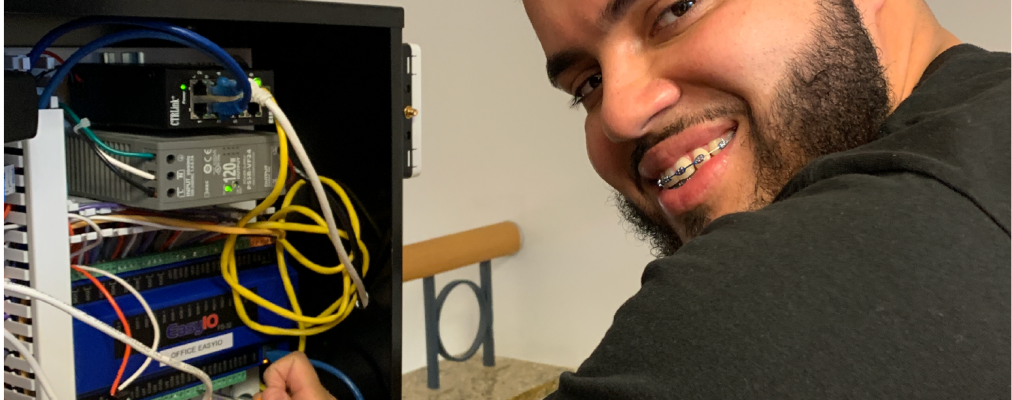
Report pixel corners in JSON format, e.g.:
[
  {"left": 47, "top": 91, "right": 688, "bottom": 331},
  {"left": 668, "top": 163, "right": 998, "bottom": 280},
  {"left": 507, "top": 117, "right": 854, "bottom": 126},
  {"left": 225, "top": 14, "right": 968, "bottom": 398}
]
[
  {"left": 253, "top": 77, "right": 262, "bottom": 87},
  {"left": 224, "top": 185, "right": 233, "bottom": 193},
  {"left": 180, "top": 84, "right": 187, "bottom": 90}
]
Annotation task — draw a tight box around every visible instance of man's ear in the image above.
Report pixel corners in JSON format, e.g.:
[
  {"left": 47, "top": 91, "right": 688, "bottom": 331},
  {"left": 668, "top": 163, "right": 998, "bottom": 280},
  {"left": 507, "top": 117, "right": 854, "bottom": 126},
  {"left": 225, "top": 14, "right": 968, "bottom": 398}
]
[
  {"left": 849, "top": 0, "right": 888, "bottom": 57},
  {"left": 850, "top": 0, "right": 887, "bottom": 19}
]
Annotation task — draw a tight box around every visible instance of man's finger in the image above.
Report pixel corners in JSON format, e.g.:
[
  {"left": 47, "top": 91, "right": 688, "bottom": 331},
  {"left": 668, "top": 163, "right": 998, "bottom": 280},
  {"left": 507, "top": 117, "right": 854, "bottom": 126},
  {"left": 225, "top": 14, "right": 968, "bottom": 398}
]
[
  {"left": 261, "top": 352, "right": 335, "bottom": 400},
  {"left": 258, "top": 386, "right": 292, "bottom": 400}
]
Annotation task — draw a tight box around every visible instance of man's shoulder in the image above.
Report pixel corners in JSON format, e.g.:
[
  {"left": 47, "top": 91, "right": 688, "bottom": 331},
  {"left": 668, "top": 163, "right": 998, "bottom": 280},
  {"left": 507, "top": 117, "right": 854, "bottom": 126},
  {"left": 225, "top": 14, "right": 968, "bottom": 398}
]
[
  {"left": 653, "top": 169, "right": 1007, "bottom": 284},
  {"left": 551, "top": 171, "right": 1010, "bottom": 399},
  {"left": 780, "top": 45, "right": 1011, "bottom": 234}
]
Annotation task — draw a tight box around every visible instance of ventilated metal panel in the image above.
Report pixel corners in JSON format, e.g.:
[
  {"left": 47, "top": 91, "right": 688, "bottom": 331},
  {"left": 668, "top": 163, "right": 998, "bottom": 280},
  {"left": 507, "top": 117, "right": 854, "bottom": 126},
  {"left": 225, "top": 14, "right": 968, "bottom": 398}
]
[
  {"left": 5, "top": 139, "right": 38, "bottom": 400},
  {"left": 4, "top": 109, "right": 76, "bottom": 400}
]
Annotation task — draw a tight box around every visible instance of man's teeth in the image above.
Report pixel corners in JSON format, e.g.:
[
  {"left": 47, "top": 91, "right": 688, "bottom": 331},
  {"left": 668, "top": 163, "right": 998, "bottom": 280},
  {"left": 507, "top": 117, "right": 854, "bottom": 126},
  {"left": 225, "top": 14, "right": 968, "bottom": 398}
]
[
  {"left": 708, "top": 128, "right": 735, "bottom": 155},
  {"left": 708, "top": 138, "right": 725, "bottom": 156},
  {"left": 656, "top": 129, "right": 736, "bottom": 189}
]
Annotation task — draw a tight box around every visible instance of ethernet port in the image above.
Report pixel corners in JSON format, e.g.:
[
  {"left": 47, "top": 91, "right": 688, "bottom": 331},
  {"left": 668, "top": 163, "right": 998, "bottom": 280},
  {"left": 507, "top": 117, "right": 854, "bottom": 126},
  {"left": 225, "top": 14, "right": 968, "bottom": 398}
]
[
  {"left": 192, "top": 80, "right": 208, "bottom": 96},
  {"left": 247, "top": 103, "right": 261, "bottom": 117},
  {"left": 192, "top": 103, "right": 208, "bottom": 119}
]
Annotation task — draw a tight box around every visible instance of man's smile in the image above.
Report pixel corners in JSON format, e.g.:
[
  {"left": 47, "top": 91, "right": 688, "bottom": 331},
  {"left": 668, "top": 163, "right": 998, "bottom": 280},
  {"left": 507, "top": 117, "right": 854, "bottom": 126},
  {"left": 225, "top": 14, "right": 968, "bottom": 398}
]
[{"left": 636, "top": 118, "right": 740, "bottom": 217}]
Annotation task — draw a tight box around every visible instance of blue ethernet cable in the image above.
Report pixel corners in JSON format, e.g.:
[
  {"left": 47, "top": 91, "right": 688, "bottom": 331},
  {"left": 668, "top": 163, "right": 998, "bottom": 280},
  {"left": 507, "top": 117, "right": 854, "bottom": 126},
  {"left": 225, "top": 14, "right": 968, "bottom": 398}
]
[
  {"left": 29, "top": 16, "right": 250, "bottom": 111},
  {"left": 40, "top": 29, "right": 196, "bottom": 109},
  {"left": 27, "top": 17, "right": 228, "bottom": 65},
  {"left": 264, "top": 351, "right": 366, "bottom": 400},
  {"left": 38, "top": 29, "right": 249, "bottom": 113},
  {"left": 31, "top": 16, "right": 251, "bottom": 113}
]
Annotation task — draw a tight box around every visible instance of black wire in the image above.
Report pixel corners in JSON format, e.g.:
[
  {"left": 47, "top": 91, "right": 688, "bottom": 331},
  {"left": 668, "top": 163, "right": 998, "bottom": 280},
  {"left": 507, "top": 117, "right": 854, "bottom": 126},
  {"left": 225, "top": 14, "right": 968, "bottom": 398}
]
[
  {"left": 287, "top": 166, "right": 362, "bottom": 263},
  {"left": 33, "top": 68, "right": 57, "bottom": 81},
  {"left": 78, "top": 132, "right": 156, "bottom": 197},
  {"left": 291, "top": 165, "right": 385, "bottom": 240},
  {"left": 319, "top": 187, "right": 361, "bottom": 261},
  {"left": 329, "top": 177, "right": 384, "bottom": 240}
]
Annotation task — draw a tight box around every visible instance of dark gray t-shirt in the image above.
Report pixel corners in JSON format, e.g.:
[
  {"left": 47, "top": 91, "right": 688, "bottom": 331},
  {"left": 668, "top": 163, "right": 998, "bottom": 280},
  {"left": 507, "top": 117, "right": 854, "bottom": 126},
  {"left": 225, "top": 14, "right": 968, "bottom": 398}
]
[{"left": 548, "top": 44, "right": 1011, "bottom": 399}]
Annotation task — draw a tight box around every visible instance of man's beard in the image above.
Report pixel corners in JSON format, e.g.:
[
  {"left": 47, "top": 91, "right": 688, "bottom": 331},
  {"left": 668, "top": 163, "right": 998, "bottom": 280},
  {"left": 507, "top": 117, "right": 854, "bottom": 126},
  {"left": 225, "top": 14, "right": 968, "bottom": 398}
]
[{"left": 617, "top": 0, "right": 891, "bottom": 257}]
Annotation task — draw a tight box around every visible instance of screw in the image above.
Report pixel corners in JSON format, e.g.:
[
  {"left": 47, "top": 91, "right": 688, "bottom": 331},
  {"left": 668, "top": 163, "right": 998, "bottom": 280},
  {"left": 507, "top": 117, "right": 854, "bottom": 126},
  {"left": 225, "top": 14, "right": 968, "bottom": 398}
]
[{"left": 404, "top": 106, "right": 419, "bottom": 119}]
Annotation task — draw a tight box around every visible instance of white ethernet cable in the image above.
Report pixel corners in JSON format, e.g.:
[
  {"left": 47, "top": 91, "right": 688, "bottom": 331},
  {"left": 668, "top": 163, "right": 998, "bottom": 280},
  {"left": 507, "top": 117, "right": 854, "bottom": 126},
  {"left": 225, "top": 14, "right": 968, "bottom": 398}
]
[
  {"left": 248, "top": 79, "right": 369, "bottom": 307},
  {"left": 3, "top": 280, "right": 214, "bottom": 400},
  {"left": 74, "top": 265, "right": 160, "bottom": 391},
  {"left": 4, "top": 329, "right": 59, "bottom": 400}
]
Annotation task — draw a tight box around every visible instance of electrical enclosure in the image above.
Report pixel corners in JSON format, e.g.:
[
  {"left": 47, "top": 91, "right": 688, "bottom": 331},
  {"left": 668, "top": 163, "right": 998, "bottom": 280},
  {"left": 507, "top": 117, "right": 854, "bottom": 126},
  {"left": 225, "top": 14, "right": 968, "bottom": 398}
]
[{"left": 6, "top": 1, "right": 405, "bottom": 399}]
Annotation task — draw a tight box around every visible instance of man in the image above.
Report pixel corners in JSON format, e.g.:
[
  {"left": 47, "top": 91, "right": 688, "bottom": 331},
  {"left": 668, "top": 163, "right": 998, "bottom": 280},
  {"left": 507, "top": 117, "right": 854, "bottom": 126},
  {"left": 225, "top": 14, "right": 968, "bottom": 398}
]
[{"left": 261, "top": 0, "right": 1010, "bottom": 398}]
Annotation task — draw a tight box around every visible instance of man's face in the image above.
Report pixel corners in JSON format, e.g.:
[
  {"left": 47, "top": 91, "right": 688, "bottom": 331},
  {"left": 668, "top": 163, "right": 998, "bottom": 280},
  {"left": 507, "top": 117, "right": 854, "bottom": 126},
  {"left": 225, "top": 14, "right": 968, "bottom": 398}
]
[{"left": 525, "top": 0, "right": 889, "bottom": 255}]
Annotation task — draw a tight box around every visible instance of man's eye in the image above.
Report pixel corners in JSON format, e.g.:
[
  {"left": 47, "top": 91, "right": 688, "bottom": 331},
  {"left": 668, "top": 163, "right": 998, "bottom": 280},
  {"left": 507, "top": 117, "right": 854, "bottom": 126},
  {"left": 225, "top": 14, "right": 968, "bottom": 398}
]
[
  {"left": 571, "top": 73, "right": 603, "bottom": 107},
  {"left": 654, "top": 0, "right": 698, "bottom": 32}
]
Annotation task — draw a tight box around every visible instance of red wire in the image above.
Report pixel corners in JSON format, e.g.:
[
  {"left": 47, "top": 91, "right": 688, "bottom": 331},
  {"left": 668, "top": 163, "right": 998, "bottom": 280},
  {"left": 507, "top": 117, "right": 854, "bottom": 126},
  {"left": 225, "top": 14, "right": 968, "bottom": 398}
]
[
  {"left": 40, "top": 50, "right": 82, "bottom": 83},
  {"left": 287, "top": 158, "right": 297, "bottom": 186},
  {"left": 111, "top": 236, "right": 126, "bottom": 260},
  {"left": 4, "top": 204, "right": 11, "bottom": 219},
  {"left": 161, "top": 231, "right": 182, "bottom": 252},
  {"left": 201, "top": 233, "right": 227, "bottom": 243},
  {"left": 71, "top": 265, "right": 132, "bottom": 395},
  {"left": 41, "top": 50, "right": 66, "bottom": 64}
]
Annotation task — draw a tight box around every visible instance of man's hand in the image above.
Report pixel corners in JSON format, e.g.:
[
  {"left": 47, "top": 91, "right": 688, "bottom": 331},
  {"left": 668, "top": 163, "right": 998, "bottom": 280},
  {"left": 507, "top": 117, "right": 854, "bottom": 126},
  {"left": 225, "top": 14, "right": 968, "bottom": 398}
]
[{"left": 254, "top": 352, "right": 336, "bottom": 400}]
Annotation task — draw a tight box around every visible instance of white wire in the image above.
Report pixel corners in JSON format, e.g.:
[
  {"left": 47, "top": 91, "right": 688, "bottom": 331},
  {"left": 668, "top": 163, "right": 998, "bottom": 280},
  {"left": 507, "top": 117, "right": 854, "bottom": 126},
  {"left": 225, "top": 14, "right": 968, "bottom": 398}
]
[
  {"left": 120, "top": 233, "right": 140, "bottom": 259},
  {"left": 249, "top": 80, "right": 369, "bottom": 307},
  {"left": 5, "top": 224, "right": 20, "bottom": 231},
  {"left": 4, "top": 329, "right": 59, "bottom": 400},
  {"left": 86, "top": 215, "right": 201, "bottom": 232},
  {"left": 74, "top": 265, "right": 160, "bottom": 391},
  {"left": 96, "top": 150, "right": 156, "bottom": 181},
  {"left": 3, "top": 280, "right": 213, "bottom": 400},
  {"left": 68, "top": 213, "right": 104, "bottom": 261}
]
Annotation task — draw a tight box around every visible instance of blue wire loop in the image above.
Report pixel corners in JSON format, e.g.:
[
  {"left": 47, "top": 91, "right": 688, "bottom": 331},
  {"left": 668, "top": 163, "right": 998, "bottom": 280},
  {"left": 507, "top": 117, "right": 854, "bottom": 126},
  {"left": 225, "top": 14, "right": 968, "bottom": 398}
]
[
  {"left": 264, "top": 350, "right": 365, "bottom": 400},
  {"left": 31, "top": 17, "right": 250, "bottom": 112}
]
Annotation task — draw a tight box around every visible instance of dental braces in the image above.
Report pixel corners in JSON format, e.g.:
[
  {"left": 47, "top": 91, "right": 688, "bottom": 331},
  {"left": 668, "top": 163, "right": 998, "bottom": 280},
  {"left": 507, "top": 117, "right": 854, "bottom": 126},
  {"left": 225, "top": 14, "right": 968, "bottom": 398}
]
[{"left": 656, "top": 138, "right": 728, "bottom": 189}]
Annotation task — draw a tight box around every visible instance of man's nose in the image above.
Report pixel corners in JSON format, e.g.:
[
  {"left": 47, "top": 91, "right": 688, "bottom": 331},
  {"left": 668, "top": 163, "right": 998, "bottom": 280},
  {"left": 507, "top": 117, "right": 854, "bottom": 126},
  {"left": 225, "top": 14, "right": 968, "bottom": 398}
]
[{"left": 599, "top": 49, "right": 680, "bottom": 143}]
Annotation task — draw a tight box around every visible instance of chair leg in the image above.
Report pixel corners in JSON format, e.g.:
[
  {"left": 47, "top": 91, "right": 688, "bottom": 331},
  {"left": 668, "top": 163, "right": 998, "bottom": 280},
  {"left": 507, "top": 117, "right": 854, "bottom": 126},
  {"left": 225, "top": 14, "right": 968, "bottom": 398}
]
[
  {"left": 422, "top": 276, "right": 440, "bottom": 389},
  {"left": 480, "top": 260, "right": 496, "bottom": 367}
]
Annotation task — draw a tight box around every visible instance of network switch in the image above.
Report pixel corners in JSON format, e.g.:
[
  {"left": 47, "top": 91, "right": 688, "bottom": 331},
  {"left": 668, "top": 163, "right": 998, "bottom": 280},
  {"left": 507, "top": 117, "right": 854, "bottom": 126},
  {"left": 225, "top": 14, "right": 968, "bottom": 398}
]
[{"left": 67, "top": 64, "right": 274, "bottom": 129}]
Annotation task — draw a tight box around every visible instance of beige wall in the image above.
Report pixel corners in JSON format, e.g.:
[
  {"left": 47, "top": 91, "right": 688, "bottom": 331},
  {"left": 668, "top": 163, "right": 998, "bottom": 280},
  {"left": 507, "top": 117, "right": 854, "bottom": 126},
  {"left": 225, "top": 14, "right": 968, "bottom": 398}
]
[
  {"left": 925, "top": 0, "right": 1011, "bottom": 51},
  {"left": 328, "top": 0, "right": 655, "bottom": 372},
  {"left": 324, "top": 0, "right": 1010, "bottom": 373}
]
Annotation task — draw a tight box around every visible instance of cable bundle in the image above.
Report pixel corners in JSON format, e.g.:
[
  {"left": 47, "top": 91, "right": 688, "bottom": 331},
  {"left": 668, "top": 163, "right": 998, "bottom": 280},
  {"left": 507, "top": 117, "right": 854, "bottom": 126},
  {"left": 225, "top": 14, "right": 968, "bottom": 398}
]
[{"left": 63, "top": 93, "right": 372, "bottom": 353}]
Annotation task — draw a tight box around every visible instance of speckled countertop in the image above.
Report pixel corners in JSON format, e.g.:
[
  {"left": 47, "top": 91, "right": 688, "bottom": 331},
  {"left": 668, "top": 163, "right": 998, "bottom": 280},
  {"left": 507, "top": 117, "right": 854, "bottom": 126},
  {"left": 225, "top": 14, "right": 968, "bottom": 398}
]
[{"left": 402, "top": 357, "right": 571, "bottom": 400}]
